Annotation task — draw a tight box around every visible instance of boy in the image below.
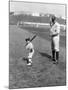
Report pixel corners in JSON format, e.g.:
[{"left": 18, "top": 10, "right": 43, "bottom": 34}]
[{"left": 25, "top": 38, "right": 34, "bottom": 66}]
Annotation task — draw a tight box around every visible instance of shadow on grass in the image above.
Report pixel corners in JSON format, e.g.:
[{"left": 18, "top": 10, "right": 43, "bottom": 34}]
[{"left": 39, "top": 52, "right": 51, "bottom": 59}]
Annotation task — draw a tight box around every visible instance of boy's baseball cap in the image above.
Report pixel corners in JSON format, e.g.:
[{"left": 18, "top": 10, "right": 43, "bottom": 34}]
[{"left": 25, "top": 38, "right": 30, "bottom": 41}]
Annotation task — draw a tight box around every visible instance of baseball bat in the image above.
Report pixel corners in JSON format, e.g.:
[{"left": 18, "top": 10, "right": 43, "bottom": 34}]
[
  {"left": 25, "top": 34, "right": 37, "bottom": 46},
  {"left": 30, "top": 34, "right": 37, "bottom": 42}
]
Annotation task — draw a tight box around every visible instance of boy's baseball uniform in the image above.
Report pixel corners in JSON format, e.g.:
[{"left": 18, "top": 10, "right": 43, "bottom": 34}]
[{"left": 26, "top": 42, "right": 34, "bottom": 65}]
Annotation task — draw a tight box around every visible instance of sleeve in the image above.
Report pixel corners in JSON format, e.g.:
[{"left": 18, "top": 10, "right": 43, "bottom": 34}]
[{"left": 50, "top": 23, "right": 60, "bottom": 35}]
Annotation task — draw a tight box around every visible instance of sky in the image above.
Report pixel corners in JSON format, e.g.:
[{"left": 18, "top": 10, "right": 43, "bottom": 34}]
[{"left": 10, "top": 1, "right": 66, "bottom": 18}]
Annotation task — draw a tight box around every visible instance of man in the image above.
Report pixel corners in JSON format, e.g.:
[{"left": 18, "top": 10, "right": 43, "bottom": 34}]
[
  {"left": 50, "top": 16, "right": 60, "bottom": 64},
  {"left": 25, "top": 38, "right": 34, "bottom": 66}
]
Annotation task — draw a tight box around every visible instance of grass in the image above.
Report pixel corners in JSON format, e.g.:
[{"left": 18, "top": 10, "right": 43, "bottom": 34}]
[{"left": 9, "top": 25, "right": 66, "bottom": 89}]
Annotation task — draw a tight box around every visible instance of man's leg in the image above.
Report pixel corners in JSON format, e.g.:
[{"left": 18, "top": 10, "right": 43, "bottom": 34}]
[
  {"left": 55, "top": 51, "right": 59, "bottom": 64},
  {"left": 51, "top": 38, "right": 56, "bottom": 61},
  {"left": 55, "top": 37, "right": 59, "bottom": 64},
  {"left": 52, "top": 49, "right": 56, "bottom": 61},
  {"left": 53, "top": 36, "right": 60, "bottom": 64}
]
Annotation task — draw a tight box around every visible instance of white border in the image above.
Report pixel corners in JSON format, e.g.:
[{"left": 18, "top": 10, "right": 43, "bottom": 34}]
[
  {"left": 0, "top": 0, "right": 68, "bottom": 90},
  {"left": 10, "top": 0, "right": 67, "bottom": 4}
]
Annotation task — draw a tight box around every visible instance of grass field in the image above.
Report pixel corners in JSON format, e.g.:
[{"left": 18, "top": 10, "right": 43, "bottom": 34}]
[{"left": 9, "top": 24, "right": 66, "bottom": 89}]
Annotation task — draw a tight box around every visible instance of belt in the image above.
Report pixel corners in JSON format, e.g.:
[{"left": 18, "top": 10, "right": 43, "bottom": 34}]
[
  {"left": 52, "top": 34, "right": 58, "bottom": 37},
  {"left": 30, "top": 49, "right": 33, "bottom": 52}
]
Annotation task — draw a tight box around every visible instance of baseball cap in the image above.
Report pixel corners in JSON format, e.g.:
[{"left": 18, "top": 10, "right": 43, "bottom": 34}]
[{"left": 25, "top": 38, "right": 30, "bottom": 41}]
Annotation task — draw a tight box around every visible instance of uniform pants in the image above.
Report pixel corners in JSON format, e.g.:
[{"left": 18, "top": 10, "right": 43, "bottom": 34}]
[
  {"left": 51, "top": 36, "right": 59, "bottom": 52},
  {"left": 51, "top": 36, "right": 60, "bottom": 61},
  {"left": 28, "top": 50, "right": 34, "bottom": 63}
]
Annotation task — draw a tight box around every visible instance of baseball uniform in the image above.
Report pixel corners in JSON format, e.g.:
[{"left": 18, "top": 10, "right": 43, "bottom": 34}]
[
  {"left": 50, "top": 21, "right": 60, "bottom": 63},
  {"left": 26, "top": 42, "right": 34, "bottom": 65}
]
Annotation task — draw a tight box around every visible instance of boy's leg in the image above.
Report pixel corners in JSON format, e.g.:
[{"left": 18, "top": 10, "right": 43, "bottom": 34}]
[
  {"left": 27, "top": 58, "right": 32, "bottom": 65},
  {"left": 27, "top": 50, "right": 34, "bottom": 65},
  {"left": 27, "top": 53, "right": 32, "bottom": 65}
]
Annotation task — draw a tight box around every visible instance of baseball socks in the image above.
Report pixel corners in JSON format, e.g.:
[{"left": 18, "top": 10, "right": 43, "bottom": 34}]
[
  {"left": 55, "top": 51, "right": 59, "bottom": 64},
  {"left": 27, "top": 58, "right": 32, "bottom": 66},
  {"left": 52, "top": 50, "right": 56, "bottom": 61}
]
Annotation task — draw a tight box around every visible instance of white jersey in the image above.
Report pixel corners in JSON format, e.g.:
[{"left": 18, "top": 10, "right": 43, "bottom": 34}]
[
  {"left": 26, "top": 42, "right": 34, "bottom": 52},
  {"left": 50, "top": 22, "right": 60, "bottom": 51},
  {"left": 26, "top": 42, "right": 34, "bottom": 59},
  {"left": 50, "top": 22, "right": 60, "bottom": 36}
]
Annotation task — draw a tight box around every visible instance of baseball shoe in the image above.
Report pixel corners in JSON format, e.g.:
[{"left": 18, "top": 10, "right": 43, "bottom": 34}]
[
  {"left": 53, "top": 60, "right": 58, "bottom": 64},
  {"left": 27, "top": 62, "right": 32, "bottom": 66},
  {"left": 52, "top": 58, "right": 55, "bottom": 61}
]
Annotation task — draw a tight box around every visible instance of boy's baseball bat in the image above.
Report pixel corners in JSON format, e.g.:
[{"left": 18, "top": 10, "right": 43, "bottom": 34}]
[
  {"left": 25, "top": 34, "right": 37, "bottom": 46},
  {"left": 30, "top": 34, "right": 37, "bottom": 42}
]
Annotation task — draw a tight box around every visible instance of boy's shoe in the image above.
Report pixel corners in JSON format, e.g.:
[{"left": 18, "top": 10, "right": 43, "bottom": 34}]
[{"left": 27, "top": 62, "right": 32, "bottom": 66}]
